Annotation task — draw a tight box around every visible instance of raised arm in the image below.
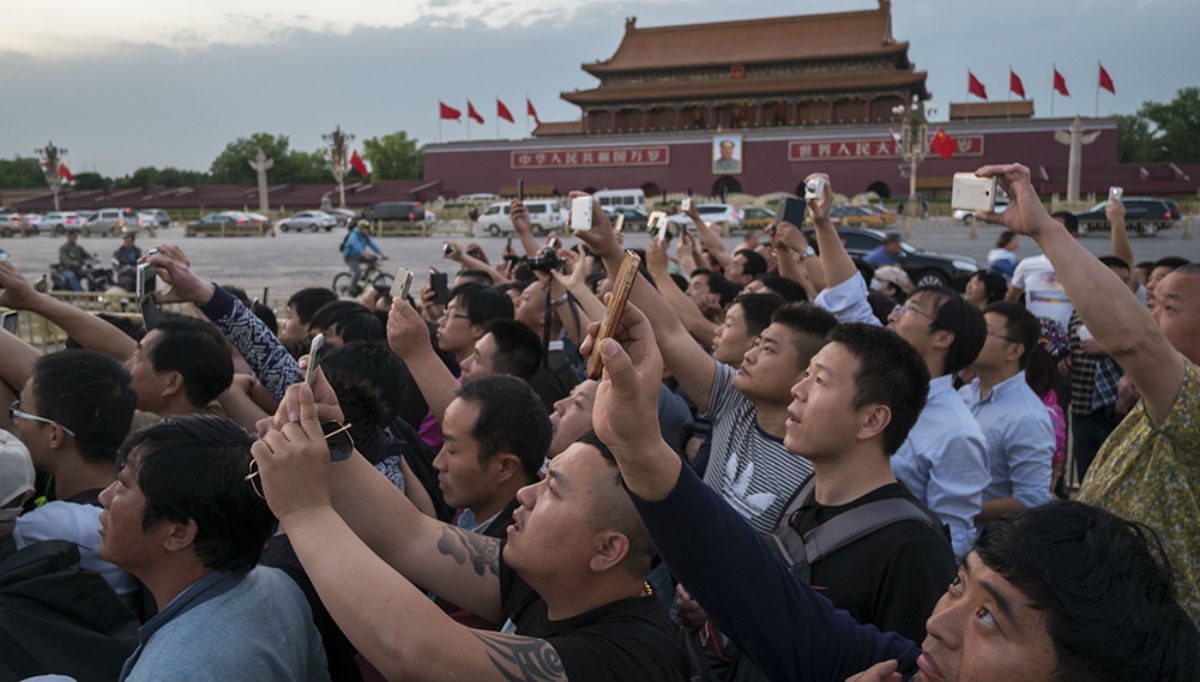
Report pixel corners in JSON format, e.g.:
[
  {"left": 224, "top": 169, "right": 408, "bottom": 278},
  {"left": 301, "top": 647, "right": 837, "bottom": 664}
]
[
  {"left": 0, "top": 328, "right": 42, "bottom": 397},
  {"left": 805, "top": 174, "right": 857, "bottom": 288},
  {"left": 509, "top": 201, "right": 541, "bottom": 257},
  {"left": 976, "top": 163, "right": 1184, "bottom": 423},
  {"left": 644, "top": 237, "right": 717, "bottom": 349},
  {"left": 571, "top": 193, "right": 718, "bottom": 412},
  {"left": 686, "top": 205, "right": 732, "bottom": 270},
  {"left": 1105, "top": 198, "right": 1135, "bottom": 286},
  {"left": 387, "top": 299, "right": 460, "bottom": 422},
  {"left": 255, "top": 385, "right": 564, "bottom": 682},
  {"left": 0, "top": 260, "right": 137, "bottom": 362},
  {"left": 771, "top": 222, "right": 820, "bottom": 300},
  {"left": 443, "top": 241, "right": 510, "bottom": 285}
]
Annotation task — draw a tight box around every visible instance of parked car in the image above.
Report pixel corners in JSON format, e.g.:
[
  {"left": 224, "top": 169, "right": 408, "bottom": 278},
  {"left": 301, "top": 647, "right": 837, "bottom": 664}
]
[
  {"left": 135, "top": 212, "right": 161, "bottom": 232},
  {"left": 33, "top": 212, "right": 84, "bottom": 236},
  {"left": 323, "top": 208, "right": 356, "bottom": 226},
  {"left": 1073, "top": 197, "right": 1181, "bottom": 236},
  {"left": 244, "top": 213, "right": 272, "bottom": 231},
  {"left": 278, "top": 211, "right": 338, "bottom": 233},
  {"left": 803, "top": 226, "right": 978, "bottom": 288},
  {"left": 831, "top": 205, "right": 888, "bottom": 228},
  {"left": 81, "top": 207, "right": 138, "bottom": 236},
  {"left": 478, "top": 199, "right": 561, "bottom": 235},
  {"left": 953, "top": 196, "right": 1009, "bottom": 223},
  {"left": 357, "top": 202, "right": 426, "bottom": 224},
  {"left": 695, "top": 203, "right": 742, "bottom": 232},
  {"left": 741, "top": 207, "right": 777, "bottom": 231},
  {"left": 141, "top": 208, "right": 172, "bottom": 229},
  {"left": 186, "top": 211, "right": 253, "bottom": 236},
  {"left": 603, "top": 206, "right": 649, "bottom": 232},
  {"left": 2, "top": 213, "right": 40, "bottom": 237}
]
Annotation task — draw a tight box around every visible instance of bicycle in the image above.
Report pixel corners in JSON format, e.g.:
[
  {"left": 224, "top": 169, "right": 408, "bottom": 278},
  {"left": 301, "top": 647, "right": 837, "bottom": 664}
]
[{"left": 332, "top": 256, "right": 392, "bottom": 297}]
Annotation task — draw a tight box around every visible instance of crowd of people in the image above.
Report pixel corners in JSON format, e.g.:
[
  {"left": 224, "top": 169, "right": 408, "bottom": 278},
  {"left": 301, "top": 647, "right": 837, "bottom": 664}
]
[{"left": 0, "top": 163, "right": 1196, "bottom": 682}]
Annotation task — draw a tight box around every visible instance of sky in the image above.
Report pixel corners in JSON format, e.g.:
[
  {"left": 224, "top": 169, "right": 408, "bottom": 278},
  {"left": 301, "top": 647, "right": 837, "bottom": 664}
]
[{"left": 1, "top": 0, "right": 1197, "bottom": 177}]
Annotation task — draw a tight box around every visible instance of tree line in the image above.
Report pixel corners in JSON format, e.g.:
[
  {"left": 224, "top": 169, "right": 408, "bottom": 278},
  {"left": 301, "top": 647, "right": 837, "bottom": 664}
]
[
  {"left": 0, "top": 131, "right": 424, "bottom": 191},
  {"left": 1116, "top": 87, "right": 1200, "bottom": 164}
]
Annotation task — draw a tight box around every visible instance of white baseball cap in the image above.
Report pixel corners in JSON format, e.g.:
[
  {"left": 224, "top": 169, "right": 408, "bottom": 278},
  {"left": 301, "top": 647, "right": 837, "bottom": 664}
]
[{"left": 0, "top": 429, "right": 35, "bottom": 522}]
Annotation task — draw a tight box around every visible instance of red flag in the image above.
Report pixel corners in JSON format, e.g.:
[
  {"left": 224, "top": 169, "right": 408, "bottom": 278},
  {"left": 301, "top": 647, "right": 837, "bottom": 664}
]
[
  {"left": 497, "top": 99, "right": 514, "bottom": 123},
  {"left": 57, "top": 163, "right": 75, "bottom": 183},
  {"left": 1009, "top": 70, "right": 1026, "bottom": 99},
  {"left": 439, "top": 101, "right": 462, "bottom": 121},
  {"left": 1099, "top": 64, "right": 1115, "bottom": 94},
  {"left": 349, "top": 150, "right": 368, "bottom": 177},
  {"left": 526, "top": 98, "right": 541, "bottom": 126},
  {"left": 929, "top": 128, "right": 956, "bottom": 161},
  {"left": 1053, "top": 69, "right": 1070, "bottom": 97},
  {"left": 968, "top": 71, "right": 988, "bottom": 100},
  {"left": 467, "top": 100, "right": 484, "bottom": 125}
]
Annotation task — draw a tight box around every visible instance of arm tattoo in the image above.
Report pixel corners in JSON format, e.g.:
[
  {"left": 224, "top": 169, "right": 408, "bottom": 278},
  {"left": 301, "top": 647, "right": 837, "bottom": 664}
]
[
  {"left": 436, "top": 525, "right": 501, "bottom": 577},
  {"left": 471, "top": 631, "right": 566, "bottom": 682}
]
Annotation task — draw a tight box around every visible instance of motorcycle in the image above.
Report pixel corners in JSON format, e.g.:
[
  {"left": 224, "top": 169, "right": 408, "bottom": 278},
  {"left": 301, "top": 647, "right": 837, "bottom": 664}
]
[{"left": 44, "top": 258, "right": 117, "bottom": 292}]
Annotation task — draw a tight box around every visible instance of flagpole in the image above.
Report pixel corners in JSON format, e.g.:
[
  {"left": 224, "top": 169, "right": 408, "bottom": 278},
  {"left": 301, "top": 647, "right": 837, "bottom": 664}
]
[
  {"left": 496, "top": 95, "right": 500, "bottom": 138},
  {"left": 1006, "top": 65, "right": 1012, "bottom": 122},
  {"left": 439, "top": 106, "right": 443, "bottom": 143},
  {"left": 964, "top": 69, "right": 970, "bottom": 124},
  {"left": 466, "top": 101, "right": 471, "bottom": 141},
  {"left": 525, "top": 92, "right": 530, "bottom": 138},
  {"left": 1094, "top": 61, "right": 1100, "bottom": 118}
]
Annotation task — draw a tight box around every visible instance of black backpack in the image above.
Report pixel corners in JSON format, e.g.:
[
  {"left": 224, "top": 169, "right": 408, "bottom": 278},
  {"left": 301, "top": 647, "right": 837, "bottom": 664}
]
[
  {"left": 691, "top": 477, "right": 945, "bottom": 682},
  {"left": 0, "top": 540, "right": 139, "bottom": 682}
]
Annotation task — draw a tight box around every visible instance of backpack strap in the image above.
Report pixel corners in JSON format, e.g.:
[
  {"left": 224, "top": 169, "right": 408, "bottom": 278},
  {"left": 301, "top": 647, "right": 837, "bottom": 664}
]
[{"left": 764, "top": 476, "right": 816, "bottom": 579}]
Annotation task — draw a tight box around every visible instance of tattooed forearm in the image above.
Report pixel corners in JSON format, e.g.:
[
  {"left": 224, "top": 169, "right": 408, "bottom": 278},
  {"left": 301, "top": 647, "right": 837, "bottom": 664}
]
[
  {"left": 470, "top": 631, "right": 567, "bottom": 682},
  {"left": 436, "top": 525, "right": 501, "bottom": 577}
]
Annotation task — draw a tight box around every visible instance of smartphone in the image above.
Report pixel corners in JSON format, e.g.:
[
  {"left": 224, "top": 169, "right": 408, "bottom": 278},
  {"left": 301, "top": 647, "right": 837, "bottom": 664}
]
[
  {"left": 781, "top": 196, "right": 807, "bottom": 226},
  {"left": 613, "top": 213, "right": 626, "bottom": 233},
  {"left": 951, "top": 173, "right": 998, "bottom": 213},
  {"left": 570, "top": 195, "right": 593, "bottom": 232},
  {"left": 681, "top": 197, "right": 692, "bottom": 212},
  {"left": 390, "top": 266, "right": 413, "bottom": 300},
  {"left": 1, "top": 311, "right": 17, "bottom": 334},
  {"left": 1109, "top": 186, "right": 1124, "bottom": 201},
  {"left": 586, "top": 250, "right": 642, "bottom": 380},
  {"left": 430, "top": 270, "right": 449, "bottom": 306},
  {"left": 804, "top": 177, "right": 827, "bottom": 201},
  {"left": 647, "top": 211, "right": 668, "bottom": 240},
  {"left": 306, "top": 333, "right": 326, "bottom": 386},
  {"left": 135, "top": 263, "right": 155, "bottom": 300},
  {"left": 517, "top": 179, "right": 525, "bottom": 203},
  {"left": 656, "top": 215, "right": 671, "bottom": 242}
]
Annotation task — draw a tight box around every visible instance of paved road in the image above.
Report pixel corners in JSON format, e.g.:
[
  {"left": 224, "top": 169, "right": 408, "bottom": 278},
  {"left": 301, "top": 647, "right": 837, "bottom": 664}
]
[{"left": 2, "top": 219, "right": 1197, "bottom": 300}]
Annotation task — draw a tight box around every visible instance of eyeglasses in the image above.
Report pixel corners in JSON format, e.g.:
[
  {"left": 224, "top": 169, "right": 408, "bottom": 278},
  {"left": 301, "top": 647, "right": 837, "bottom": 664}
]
[
  {"left": 987, "top": 328, "right": 1021, "bottom": 344},
  {"left": 9, "top": 400, "right": 76, "bottom": 437},
  {"left": 891, "top": 303, "right": 935, "bottom": 322},
  {"left": 246, "top": 422, "right": 354, "bottom": 499}
]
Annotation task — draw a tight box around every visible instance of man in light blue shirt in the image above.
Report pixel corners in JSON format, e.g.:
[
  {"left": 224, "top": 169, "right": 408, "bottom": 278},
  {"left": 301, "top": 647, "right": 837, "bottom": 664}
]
[
  {"left": 959, "top": 303, "right": 1054, "bottom": 523},
  {"left": 886, "top": 287, "right": 990, "bottom": 558},
  {"left": 340, "top": 220, "right": 387, "bottom": 293}
]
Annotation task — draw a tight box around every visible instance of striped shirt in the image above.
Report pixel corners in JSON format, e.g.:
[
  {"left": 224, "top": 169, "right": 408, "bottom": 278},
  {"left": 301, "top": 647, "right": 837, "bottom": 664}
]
[{"left": 700, "top": 362, "right": 814, "bottom": 533}]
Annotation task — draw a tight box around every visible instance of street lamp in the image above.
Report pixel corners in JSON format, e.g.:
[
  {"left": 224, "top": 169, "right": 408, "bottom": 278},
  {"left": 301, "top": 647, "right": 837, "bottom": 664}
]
[
  {"left": 892, "top": 96, "right": 936, "bottom": 239},
  {"left": 322, "top": 126, "right": 354, "bottom": 209},
  {"left": 35, "top": 141, "right": 67, "bottom": 211}
]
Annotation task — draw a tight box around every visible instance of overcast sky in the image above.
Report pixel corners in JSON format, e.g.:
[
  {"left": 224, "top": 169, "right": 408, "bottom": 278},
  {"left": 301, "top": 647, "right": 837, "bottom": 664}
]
[{"left": 1, "top": 0, "right": 1196, "bottom": 177}]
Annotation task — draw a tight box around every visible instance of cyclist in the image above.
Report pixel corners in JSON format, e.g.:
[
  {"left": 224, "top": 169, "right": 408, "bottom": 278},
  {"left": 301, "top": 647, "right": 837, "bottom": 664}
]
[{"left": 340, "top": 220, "right": 387, "bottom": 294}]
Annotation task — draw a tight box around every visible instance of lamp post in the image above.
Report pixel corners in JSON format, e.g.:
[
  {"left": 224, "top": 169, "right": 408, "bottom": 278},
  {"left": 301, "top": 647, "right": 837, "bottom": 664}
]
[
  {"left": 892, "top": 96, "right": 936, "bottom": 239},
  {"left": 35, "top": 141, "right": 67, "bottom": 211},
  {"left": 322, "top": 126, "right": 354, "bottom": 209}
]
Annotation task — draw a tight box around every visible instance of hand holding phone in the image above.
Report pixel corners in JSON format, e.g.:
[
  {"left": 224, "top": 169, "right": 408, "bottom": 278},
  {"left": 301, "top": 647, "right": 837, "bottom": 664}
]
[
  {"left": 951, "top": 173, "right": 998, "bottom": 213},
  {"left": 517, "top": 179, "right": 525, "bottom": 203},
  {"left": 570, "top": 195, "right": 593, "bottom": 232},
  {"left": 429, "top": 270, "right": 449, "bottom": 305},
  {"left": 390, "top": 266, "right": 413, "bottom": 300},
  {"left": 587, "top": 251, "right": 641, "bottom": 380},
  {"left": 781, "top": 197, "right": 806, "bottom": 227},
  {"left": 804, "top": 178, "right": 827, "bottom": 201},
  {"left": 306, "top": 334, "right": 326, "bottom": 386},
  {"left": 681, "top": 197, "right": 692, "bottom": 212},
  {"left": 1109, "top": 186, "right": 1124, "bottom": 201}
]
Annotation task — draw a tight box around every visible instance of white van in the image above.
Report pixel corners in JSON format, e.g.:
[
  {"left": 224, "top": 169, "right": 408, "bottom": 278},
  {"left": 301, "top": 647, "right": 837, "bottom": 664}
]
[
  {"left": 478, "top": 199, "right": 562, "bottom": 236},
  {"left": 594, "top": 189, "right": 646, "bottom": 214}
]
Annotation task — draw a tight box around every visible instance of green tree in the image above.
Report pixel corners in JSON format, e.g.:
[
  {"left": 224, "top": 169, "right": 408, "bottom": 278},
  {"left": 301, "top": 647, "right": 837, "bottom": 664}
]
[
  {"left": 72, "top": 172, "right": 111, "bottom": 190},
  {"left": 0, "top": 157, "right": 46, "bottom": 188},
  {"left": 209, "top": 133, "right": 293, "bottom": 184},
  {"left": 285, "top": 150, "right": 332, "bottom": 184},
  {"left": 1116, "top": 87, "right": 1200, "bottom": 163},
  {"left": 361, "top": 131, "right": 424, "bottom": 180}
]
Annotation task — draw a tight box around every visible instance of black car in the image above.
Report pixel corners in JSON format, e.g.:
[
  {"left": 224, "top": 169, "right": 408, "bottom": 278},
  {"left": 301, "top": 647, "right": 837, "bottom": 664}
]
[
  {"left": 358, "top": 202, "right": 426, "bottom": 223},
  {"left": 1073, "top": 197, "right": 1180, "bottom": 236},
  {"left": 803, "top": 227, "right": 978, "bottom": 289},
  {"left": 603, "top": 207, "right": 649, "bottom": 231}
]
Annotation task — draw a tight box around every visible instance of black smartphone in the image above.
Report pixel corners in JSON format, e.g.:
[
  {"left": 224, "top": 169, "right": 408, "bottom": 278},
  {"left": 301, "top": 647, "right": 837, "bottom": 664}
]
[
  {"left": 430, "top": 271, "right": 449, "bottom": 306},
  {"left": 517, "top": 179, "right": 525, "bottom": 203},
  {"left": 781, "top": 196, "right": 807, "bottom": 226},
  {"left": 1, "top": 311, "right": 17, "bottom": 334},
  {"left": 140, "top": 295, "right": 163, "bottom": 331}
]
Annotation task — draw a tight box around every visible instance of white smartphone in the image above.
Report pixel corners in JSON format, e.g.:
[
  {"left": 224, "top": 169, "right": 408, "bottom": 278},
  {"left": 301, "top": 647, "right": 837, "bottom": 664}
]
[
  {"left": 135, "top": 263, "right": 155, "bottom": 300},
  {"left": 613, "top": 213, "right": 626, "bottom": 233},
  {"left": 306, "top": 333, "right": 326, "bottom": 386},
  {"left": 1077, "top": 325, "right": 1093, "bottom": 342},
  {"left": 1109, "top": 187, "right": 1124, "bottom": 201},
  {"left": 390, "top": 266, "right": 413, "bottom": 300},
  {"left": 951, "top": 173, "right": 998, "bottom": 213},
  {"left": 570, "top": 196, "right": 593, "bottom": 232},
  {"left": 804, "top": 177, "right": 827, "bottom": 201},
  {"left": 681, "top": 197, "right": 692, "bottom": 212}
]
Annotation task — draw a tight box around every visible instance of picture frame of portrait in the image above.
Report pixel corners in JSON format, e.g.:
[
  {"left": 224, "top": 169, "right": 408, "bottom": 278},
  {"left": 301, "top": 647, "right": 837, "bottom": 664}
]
[{"left": 712, "top": 135, "right": 743, "bottom": 175}]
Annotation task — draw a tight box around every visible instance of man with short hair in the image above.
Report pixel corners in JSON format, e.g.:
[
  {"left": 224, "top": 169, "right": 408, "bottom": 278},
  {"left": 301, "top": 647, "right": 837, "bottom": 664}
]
[
  {"left": 461, "top": 318, "right": 542, "bottom": 382},
  {"left": 863, "top": 233, "right": 903, "bottom": 268},
  {"left": 248, "top": 384, "right": 689, "bottom": 681},
  {"left": 514, "top": 277, "right": 582, "bottom": 409},
  {"left": 584, "top": 293, "right": 1199, "bottom": 682},
  {"left": 57, "top": 230, "right": 92, "bottom": 291},
  {"left": 975, "top": 162, "right": 1200, "bottom": 626},
  {"left": 886, "top": 286, "right": 989, "bottom": 557},
  {"left": 958, "top": 302, "right": 1054, "bottom": 523},
  {"left": 1146, "top": 255, "right": 1190, "bottom": 309},
  {"left": 100, "top": 416, "right": 328, "bottom": 681},
  {"left": 439, "top": 283, "right": 516, "bottom": 366},
  {"left": 724, "top": 248, "right": 767, "bottom": 287},
  {"left": 280, "top": 288, "right": 338, "bottom": 343}
]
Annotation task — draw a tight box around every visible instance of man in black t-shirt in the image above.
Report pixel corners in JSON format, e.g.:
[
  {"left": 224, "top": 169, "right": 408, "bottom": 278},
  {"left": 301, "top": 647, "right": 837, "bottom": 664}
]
[{"left": 252, "top": 381, "right": 688, "bottom": 682}]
